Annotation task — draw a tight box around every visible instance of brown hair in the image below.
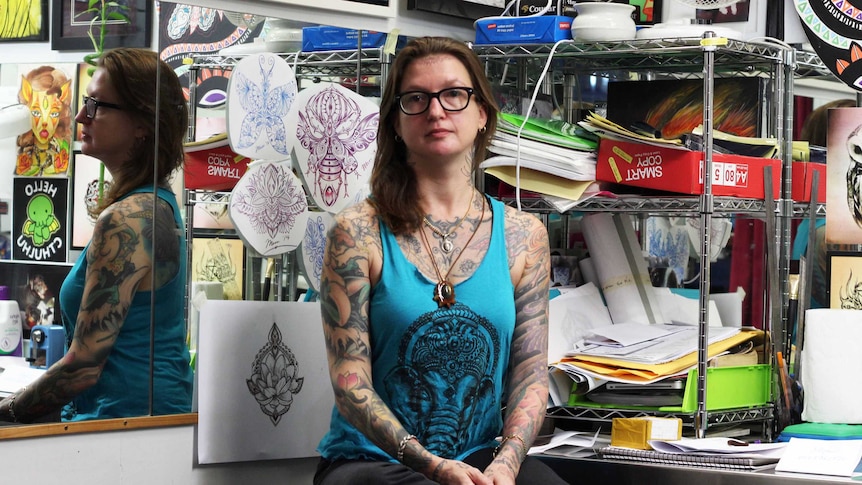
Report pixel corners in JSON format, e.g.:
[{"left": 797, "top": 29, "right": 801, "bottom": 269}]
[
  {"left": 370, "top": 36, "right": 499, "bottom": 235},
  {"left": 93, "top": 47, "right": 188, "bottom": 214},
  {"left": 800, "top": 98, "right": 857, "bottom": 147}
]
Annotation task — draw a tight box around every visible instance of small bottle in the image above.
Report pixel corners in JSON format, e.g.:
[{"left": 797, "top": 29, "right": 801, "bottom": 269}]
[{"left": 0, "top": 285, "right": 23, "bottom": 357}]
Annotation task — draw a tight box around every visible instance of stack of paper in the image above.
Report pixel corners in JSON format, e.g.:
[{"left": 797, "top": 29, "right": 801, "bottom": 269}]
[
  {"left": 483, "top": 113, "right": 601, "bottom": 202},
  {"left": 561, "top": 327, "right": 760, "bottom": 384}
]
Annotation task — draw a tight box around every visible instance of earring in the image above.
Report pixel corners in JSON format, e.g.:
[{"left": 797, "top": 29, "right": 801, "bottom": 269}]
[
  {"left": 395, "top": 134, "right": 402, "bottom": 142},
  {"left": 478, "top": 126, "right": 487, "bottom": 134}
]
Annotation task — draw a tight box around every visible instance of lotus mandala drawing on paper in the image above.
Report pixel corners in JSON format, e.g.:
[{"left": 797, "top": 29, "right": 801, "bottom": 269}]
[{"left": 246, "top": 322, "right": 304, "bottom": 425}]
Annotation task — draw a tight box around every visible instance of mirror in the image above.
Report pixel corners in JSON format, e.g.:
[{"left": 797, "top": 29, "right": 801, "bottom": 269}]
[{"left": 0, "top": 0, "right": 854, "bottom": 439}]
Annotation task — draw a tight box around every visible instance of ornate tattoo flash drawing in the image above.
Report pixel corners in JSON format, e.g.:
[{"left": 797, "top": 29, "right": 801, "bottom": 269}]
[
  {"left": 229, "top": 160, "right": 308, "bottom": 257},
  {"left": 246, "top": 322, "right": 304, "bottom": 425},
  {"left": 291, "top": 82, "right": 378, "bottom": 214},
  {"left": 227, "top": 53, "right": 297, "bottom": 160},
  {"left": 299, "top": 212, "right": 332, "bottom": 293}
]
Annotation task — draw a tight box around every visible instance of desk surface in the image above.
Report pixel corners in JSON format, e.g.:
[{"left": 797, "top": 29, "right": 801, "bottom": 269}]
[{"left": 540, "top": 454, "right": 855, "bottom": 484}]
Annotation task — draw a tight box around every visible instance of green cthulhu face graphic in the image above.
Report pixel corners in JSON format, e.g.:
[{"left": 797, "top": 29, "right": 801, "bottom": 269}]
[{"left": 22, "top": 194, "right": 61, "bottom": 247}]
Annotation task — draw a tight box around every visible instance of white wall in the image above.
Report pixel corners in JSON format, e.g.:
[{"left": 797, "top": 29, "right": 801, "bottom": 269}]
[{"left": 0, "top": 424, "right": 318, "bottom": 484}]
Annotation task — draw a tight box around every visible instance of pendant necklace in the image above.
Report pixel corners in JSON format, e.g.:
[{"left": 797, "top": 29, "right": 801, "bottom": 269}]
[
  {"left": 419, "top": 196, "right": 485, "bottom": 308},
  {"left": 423, "top": 192, "right": 475, "bottom": 254}
]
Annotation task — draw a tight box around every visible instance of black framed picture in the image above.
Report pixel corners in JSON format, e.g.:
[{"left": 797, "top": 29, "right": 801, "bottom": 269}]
[
  {"left": 0, "top": 0, "right": 49, "bottom": 42},
  {"left": 407, "top": 0, "right": 503, "bottom": 20},
  {"left": 51, "top": 0, "right": 152, "bottom": 51}
]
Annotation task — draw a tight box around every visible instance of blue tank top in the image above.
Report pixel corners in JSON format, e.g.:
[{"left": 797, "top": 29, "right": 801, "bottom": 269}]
[
  {"left": 59, "top": 185, "right": 193, "bottom": 420},
  {"left": 317, "top": 195, "right": 515, "bottom": 462}
]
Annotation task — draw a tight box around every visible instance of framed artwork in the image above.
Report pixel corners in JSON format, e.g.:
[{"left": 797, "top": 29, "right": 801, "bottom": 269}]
[
  {"left": 75, "top": 62, "right": 93, "bottom": 141},
  {"left": 0, "top": 260, "right": 73, "bottom": 331},
  {"left": 70, "top": 152, "right": 111, "bottom": 250},
  {"left": 51, "top": 0, "right": 152, "bottom": 51},
  {"left": 828, "top": 251, "right": 862, "bottom": 309},
  {"left": 407, "top": 0, "right": 504, "bottom": 20},
  {"left": 11, "top": 176, "right": 69, "bottom": 263},
  {"left": 606, "top": 77, "right": 763, "bottom": 140},
  {"left": 14, "top": 62, "right": 76, "bottom": 177},
  {"left": 191, "top": 236, "right": 246, "bottom": 300},
  {"left": 0, "top": 0, "right": 49, "bottom": 42},
  {"left": 826, "top": 107, "right": 862, "bottom": 245},
  {"left": 614, "top": 0, "right": 662, "bottom": 25},
  {"left": 158, "top": 2, "right": 265, "bottom": 141}
]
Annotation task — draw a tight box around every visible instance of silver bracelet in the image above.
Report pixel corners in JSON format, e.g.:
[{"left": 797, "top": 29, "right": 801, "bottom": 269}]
[{"left": 397, "top": 434, "right": 417, "bottom": 463}]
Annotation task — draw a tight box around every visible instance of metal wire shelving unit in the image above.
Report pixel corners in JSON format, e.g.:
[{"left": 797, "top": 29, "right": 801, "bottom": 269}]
[{"left": 475, "top": 36, "right": 799, "bottom": 439}]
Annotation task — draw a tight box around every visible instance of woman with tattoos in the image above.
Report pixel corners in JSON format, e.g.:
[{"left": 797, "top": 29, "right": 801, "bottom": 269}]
[
  {"left": 315, "top": 37, "right": 564, "bottom": 485},
  {"left": 0, "top": 48, "right": 193, "bottom": 422}
]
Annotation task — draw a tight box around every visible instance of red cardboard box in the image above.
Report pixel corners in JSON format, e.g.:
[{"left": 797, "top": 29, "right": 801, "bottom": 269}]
[
  {"left": 184, "top": 136, "right": 251, "bottom": 191},
  {"left": 792, "top": 161, "right": 826, "bottom": 203},
  {"left": 596, "top": 138, "right": 782, "bottom": 199}
]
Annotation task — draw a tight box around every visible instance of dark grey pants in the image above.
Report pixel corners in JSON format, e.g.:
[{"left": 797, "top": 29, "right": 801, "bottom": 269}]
[{"left": 314, "top": 447, "right": 569, "bottom": 485}]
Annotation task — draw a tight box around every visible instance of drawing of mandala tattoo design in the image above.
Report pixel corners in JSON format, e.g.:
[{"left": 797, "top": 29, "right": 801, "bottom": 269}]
[{"left": 246, "top": 322, "right": 304, "bottom": 425}]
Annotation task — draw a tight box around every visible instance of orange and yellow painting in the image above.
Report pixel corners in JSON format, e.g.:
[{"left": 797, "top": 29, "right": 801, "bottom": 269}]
[{"left": 15, "top": 64, "right": 74, "bottom": 176}]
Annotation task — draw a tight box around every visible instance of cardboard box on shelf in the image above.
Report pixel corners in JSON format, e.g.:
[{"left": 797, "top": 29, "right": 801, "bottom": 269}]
[
  {"left": 611, "top": 417, "right": 682, "bottom": 450},
  {"left": 596, "top": 138, "right": 782, "bottom": 200},
  {"left": 474, "top": 15, "right": 573, "bottom": 45},
  {"left": 792, "top": 161, "right": 826, "bottom": 203}
]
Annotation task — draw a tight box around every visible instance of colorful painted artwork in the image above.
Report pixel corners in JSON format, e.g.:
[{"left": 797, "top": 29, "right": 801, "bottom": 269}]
[
  {"left": 12, "top": 176, "right": 68, "bottom": 262},
  {"left": 15, "top": 63, "right": 75, "bottom": 176},
  {"left": 226, "top": 53, "right": 297, "bottom": 161},
  {"left": 606, "top": 77, "right": 762, "bottom": 140},
  {"left": 229, "top": 160, "right": 309, "bottom": 257},
  {"left": 158, "top": 2, "right": 265, "bottom": 140},
  {"left": 794, "top": 0, "right": 862, "bottom": 92},
  {"left": 0, "top": 0, "right": 48, "bottom": 41},
  {"left": 287, "top": 82, "right": 378, "bottom": 214}
]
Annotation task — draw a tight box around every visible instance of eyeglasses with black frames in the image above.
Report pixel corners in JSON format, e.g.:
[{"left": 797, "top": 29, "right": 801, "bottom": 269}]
[
  {"left": 82, "top": 95, "right": 124, "bottom": 119},
  {"left": 395, "top": 87, "right": 474, "bottom": 115}
]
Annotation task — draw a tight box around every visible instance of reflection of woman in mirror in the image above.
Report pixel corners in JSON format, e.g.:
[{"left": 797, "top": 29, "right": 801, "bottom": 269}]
[
  {"left": 0, "top": 48, "right": 193, "bottom": 423},
  {"left": 16, "top": 65, "right": 72, "bottom": 176}
]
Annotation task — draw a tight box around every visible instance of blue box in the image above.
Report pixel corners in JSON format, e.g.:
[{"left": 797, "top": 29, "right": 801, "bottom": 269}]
[
  {"left": 474, "top": 15, "right": 573, "bottom": 45},
  {"left": 301, "top": 26, "right": 406, "bottom": 52}
]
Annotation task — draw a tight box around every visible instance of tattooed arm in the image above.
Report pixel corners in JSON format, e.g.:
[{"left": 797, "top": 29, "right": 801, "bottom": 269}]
[
  {"left": 0, "top": 194, "right": 164, "bottom": 423},
  {"left": 484, "top": 207, "right": 551, "bottom": 484},
  {"left": 321, "top": 201, "right": 490, "bottom": 485}
]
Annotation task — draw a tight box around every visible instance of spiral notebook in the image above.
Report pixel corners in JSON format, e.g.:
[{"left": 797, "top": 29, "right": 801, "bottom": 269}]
[{"left": 598, "top": 446, "right": 780, "bottom": 471}]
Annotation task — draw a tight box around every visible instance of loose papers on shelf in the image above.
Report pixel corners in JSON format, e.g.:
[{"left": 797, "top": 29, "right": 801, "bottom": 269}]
[
  {"left": 571, "top": 325, "right": 741, "bottom": 365},
  {"left": 562, "top": 329, "right": 760, "bottom": 384}
]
